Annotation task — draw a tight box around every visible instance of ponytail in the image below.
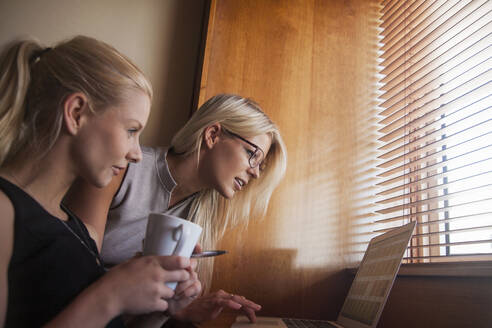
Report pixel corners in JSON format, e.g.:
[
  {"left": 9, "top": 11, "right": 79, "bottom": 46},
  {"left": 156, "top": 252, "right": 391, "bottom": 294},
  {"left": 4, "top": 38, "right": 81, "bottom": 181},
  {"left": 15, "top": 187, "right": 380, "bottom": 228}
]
[{"left": 0, "top": 39, "right": 43, "bottom": 166}]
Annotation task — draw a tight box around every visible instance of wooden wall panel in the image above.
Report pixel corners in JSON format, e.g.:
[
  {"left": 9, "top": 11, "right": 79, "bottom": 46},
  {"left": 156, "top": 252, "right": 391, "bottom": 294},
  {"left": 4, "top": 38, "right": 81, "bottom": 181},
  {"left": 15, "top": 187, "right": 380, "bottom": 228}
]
[
  {"left": 378, "top": 275, "right": 492, "bottom": 328},
  {"left": 198, "top": 0, "right": 381, "bottom": 319}
]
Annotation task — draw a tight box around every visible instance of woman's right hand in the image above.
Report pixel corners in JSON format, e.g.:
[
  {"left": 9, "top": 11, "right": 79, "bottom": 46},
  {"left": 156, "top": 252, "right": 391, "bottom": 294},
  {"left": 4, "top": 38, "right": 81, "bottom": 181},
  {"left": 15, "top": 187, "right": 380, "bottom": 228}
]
[
  {"left": 171, "top": 289, "right": 262, "bottom": 323},
  {"left": 98, "top": 255, "right": 191, "bottom": 316}
]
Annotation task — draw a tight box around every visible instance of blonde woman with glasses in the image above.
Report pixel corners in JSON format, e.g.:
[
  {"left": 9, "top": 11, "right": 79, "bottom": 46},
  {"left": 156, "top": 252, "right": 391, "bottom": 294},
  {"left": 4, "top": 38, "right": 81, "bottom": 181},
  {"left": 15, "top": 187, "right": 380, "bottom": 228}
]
[
  {"left": 65, "top": 93, "right": 288, "bottom": 325},
  {"left": 0, "top": 36, "right": 199, "bottom": 328}
]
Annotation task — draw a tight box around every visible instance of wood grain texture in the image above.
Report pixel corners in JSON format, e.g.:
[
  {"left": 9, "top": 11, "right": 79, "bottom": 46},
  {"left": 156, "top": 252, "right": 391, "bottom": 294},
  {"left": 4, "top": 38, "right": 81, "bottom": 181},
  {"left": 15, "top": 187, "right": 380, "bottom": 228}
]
[
  {"left": 197, "top": 0, "right": 382, "bottom": 320},
  {"left": 378, "top": 275, "right": 492, "bottom": 328}
]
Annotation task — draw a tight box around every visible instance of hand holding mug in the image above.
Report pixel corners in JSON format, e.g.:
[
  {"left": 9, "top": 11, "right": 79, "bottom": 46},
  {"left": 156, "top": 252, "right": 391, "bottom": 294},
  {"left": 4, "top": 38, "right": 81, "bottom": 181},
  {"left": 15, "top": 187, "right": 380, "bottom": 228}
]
[{"left": 143, "top": 213, "right": 202, "bottom": 289}]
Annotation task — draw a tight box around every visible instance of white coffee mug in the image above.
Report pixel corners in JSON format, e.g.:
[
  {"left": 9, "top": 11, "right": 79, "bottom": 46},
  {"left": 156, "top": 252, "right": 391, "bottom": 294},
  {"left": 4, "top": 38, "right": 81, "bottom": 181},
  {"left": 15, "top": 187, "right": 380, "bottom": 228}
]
[{"left": 143, "top": 213, "right": 202, "bottom": 289}]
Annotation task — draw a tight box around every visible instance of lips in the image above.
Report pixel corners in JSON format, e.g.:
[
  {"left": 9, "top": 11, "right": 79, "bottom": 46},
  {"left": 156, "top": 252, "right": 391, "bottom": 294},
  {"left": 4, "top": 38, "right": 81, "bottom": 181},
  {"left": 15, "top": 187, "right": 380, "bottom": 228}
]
[
  {"left": 234, "top": 177, "right": 246, "bottom": 190},
  {"left": 112, "top": 165, "right": 124, "bottom": 175}
]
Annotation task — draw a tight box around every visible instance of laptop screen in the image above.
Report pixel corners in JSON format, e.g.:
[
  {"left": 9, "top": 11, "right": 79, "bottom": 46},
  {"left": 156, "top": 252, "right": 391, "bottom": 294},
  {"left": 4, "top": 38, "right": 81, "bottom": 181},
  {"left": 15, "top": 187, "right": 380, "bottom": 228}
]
[{"left": 337, "top": 221, "right": 415, "bottom": 328}]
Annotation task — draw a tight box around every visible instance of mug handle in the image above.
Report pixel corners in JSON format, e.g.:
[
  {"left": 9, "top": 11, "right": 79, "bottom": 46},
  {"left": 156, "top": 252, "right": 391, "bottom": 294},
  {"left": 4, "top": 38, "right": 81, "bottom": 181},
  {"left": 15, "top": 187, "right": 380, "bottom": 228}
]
[{"left": 172, "top": 224, "right": 191, "bottom": 255}]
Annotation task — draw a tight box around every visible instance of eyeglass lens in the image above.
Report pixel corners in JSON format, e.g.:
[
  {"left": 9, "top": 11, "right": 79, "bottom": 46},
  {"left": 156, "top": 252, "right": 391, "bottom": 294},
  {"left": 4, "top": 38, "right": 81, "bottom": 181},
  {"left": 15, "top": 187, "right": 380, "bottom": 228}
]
[{"left": 250, "top": 150, "right": 263, "bottom": 167}]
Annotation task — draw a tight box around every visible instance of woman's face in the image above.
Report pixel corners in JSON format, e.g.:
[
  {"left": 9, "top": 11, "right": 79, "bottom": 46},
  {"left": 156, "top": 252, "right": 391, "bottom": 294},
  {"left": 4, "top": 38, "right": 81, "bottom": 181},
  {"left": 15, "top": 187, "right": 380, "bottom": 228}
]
[
  {"left": 201, "top": 128, "right": 272, "bottom": 199},
  {"left": 72, "top": 90, "right": 150, "bottom": 187}
]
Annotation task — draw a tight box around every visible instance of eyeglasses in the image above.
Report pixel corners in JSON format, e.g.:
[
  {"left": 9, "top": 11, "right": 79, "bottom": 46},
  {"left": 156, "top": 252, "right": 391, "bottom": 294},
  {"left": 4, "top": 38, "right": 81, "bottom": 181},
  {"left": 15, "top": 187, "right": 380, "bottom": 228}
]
[{"left": 226, "top": 131, "right": 266, "bottom": 170}]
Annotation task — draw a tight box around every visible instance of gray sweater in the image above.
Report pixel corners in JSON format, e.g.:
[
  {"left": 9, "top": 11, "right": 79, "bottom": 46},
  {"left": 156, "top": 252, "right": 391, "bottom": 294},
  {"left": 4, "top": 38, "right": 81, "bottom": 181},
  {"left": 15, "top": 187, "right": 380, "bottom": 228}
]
[{"left": 101, "top": 147, "right": 195, "bottom": 266}]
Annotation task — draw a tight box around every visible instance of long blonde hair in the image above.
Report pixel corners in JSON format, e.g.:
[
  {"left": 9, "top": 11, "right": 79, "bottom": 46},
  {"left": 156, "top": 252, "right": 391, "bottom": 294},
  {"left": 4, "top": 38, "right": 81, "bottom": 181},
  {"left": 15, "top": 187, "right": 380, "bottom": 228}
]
[
  {"left": 0, "top": 35, "right": 152, "bottom": 168},
  {"left": 171, "top": 94, "right": 287, "bottom": 290}
]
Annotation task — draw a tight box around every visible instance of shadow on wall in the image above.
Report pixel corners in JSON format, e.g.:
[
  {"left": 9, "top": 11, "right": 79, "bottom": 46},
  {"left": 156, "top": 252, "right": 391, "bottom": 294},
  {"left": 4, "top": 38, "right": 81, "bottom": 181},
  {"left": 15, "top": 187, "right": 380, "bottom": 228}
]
[
  {"left": 142, "top": 0, "right": 207, "bottom": 147},
  {"left": 212, "top": 247, "right": 352, "bottom": 320}
]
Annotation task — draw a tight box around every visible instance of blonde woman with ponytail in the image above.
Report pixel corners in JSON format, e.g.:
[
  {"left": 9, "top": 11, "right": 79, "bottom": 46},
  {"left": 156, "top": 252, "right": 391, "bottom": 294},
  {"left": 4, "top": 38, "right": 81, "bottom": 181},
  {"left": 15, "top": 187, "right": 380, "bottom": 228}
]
[
  {"left": 65, "top": 93, "right": 288, "bottom": 324},
  {"left": 0, "top": 36, "right": 200, "bottom": 328}
]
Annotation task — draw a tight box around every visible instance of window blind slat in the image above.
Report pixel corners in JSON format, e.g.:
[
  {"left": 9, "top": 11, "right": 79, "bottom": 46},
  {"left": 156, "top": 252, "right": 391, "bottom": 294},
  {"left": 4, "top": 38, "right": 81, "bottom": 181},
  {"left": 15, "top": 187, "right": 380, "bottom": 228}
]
[
  {"left": 381, "top": 0, "right": 465, "bottom": 62},
  {"left": 380, "top": 0, "right": 408, "bottom": 24},
  {"left": 376, "top": 157, "right": 492, "bottom": 195},
  {"left": 381, "top": 0, "right": 397, "bottom": 14},
  {"left": 408, "top": 239, "right": 492, "bottom": 249},
  {"left": 378, "top": 106, "right": 491, "bottom": 160},
  {"left": 376, "top": 170, "right": 492, "bottom": 204},
  {"left": 381, "top": 0, "right": 487, "bottom": 65},
  {"left": 375, "top": 183, "right": 492, "bottom": 215},
  {"left": 377, "top": 123, "right": 492, "bottom": 169},
  {"left": 403, "top": 253, "right": 492, "bottom": 260},
  {"left": 417, "top": 212, "right": 492, "bottom": 227},
  {"left": 381, "top": 10, "right": 491, "bottom": 83},
  {"left": 379, "top": 32, "right": 492, "bottom": 117},
  {"left": 375, "top": 198, "right": 492, "bottom": 223},
  {"left": 379, "top": 44, "right": 490, "bottom": 115},
  {"left": 378, "top": 90, "right": 491, "bottom": 144},
  {"left": 378, "top": 76, "right": 491, "bottom": 137},
  {"left": 381, "top": 0, "right": 441, "bottom": 49},
  {"left": 412, "top": 226, "right": 492, "bottom": 238},
  {"left": 377, "top": 143, "right": 492, "bottom": 178},
  {"left": 380, "top": 1, "right": 489, "bottom": 74},
  {"left": 376, "top": 184, "right": 492, "bottom": 214},
  {"left": 378, "top": 96, "right": 491, "bottom": 151}
]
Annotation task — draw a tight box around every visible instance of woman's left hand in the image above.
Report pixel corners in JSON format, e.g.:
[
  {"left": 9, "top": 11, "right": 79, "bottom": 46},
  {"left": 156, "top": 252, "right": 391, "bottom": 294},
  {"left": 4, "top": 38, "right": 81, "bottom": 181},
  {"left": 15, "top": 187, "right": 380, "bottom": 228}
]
[{"left": 171, "top": 289, "right": 262, "bottom": 323}]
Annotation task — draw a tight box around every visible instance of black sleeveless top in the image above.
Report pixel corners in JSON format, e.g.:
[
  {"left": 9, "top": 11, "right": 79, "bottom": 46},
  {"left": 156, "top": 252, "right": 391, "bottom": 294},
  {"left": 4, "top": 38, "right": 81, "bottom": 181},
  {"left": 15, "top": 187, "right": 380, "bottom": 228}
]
[{"left": 1, "top": 177, "right": 124, "bottom": 327}]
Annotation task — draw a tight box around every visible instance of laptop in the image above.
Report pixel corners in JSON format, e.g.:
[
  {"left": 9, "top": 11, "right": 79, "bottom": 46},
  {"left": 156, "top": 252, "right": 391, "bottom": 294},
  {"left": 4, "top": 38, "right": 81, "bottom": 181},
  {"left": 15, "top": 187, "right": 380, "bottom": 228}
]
[{"left": 232, "top": 221, "right": 416, "bottom": 328}]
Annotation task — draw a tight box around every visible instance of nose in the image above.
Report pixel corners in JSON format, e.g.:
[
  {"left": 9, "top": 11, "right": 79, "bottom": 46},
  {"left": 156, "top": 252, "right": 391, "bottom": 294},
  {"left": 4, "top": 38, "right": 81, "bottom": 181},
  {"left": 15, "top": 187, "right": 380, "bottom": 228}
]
[
  {"left": 247, "top": 165, "right": 260, "bottom": 179},
  {"left": 127, "top": 140, "right": 143, "bottom": 163}
]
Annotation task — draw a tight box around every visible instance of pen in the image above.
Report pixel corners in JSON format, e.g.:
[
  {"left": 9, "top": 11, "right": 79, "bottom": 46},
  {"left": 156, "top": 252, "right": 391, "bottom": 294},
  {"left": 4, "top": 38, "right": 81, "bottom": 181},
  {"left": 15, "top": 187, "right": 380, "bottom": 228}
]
[{"left": 191, "top": 250, "right": 227, "bottom": 258}]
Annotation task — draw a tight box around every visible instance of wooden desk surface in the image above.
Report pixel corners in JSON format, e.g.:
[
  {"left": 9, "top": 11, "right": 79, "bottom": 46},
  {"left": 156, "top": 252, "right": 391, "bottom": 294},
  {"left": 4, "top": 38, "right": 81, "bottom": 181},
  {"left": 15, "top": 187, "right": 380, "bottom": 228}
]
[{"left": 195, "top": 312, "right": 237, "bottom": 328}]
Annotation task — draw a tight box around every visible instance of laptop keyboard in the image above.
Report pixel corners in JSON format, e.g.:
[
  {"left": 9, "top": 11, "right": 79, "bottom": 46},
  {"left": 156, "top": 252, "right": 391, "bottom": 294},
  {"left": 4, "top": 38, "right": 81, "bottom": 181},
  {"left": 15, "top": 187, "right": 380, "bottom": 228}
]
[{"left": 282, "top": 318, "right": 338, "bottom": 328}]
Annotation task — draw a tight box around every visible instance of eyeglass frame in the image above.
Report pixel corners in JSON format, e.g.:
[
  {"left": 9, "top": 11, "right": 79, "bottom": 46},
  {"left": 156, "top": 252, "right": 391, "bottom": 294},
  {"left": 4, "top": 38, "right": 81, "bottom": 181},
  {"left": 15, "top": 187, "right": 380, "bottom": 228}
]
[{"left": 225, "top": 130, "right": 266, "bottom": 170}]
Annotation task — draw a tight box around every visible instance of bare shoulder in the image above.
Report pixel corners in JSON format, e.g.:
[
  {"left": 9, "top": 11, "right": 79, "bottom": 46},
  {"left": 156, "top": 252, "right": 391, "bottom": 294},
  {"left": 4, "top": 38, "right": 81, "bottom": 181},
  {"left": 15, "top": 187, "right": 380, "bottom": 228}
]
[
  {"left": 0, "top": 190, "right": 14, "bottom": 230},
  {"left": 0, "top": 189, "right": 14, "bottom": 267},
  {"left": 0, "top": 190, "right": 14, "bottom": 328},
  {"left": 0, "top": 190, "right": 14, "bottom": 253}
]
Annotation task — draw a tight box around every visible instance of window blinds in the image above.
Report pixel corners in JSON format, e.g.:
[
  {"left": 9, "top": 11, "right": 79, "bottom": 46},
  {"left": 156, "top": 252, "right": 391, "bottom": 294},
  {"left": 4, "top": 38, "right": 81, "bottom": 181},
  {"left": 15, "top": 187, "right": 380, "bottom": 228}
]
[{"left": 375, "top": 0, "right": 492, "bottom": 263}]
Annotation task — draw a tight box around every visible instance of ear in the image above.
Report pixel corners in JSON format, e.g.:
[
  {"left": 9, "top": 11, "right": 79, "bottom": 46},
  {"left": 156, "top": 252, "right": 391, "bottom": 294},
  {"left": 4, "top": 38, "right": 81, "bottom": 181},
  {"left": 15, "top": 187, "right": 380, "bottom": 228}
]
[
  {"left": 63, "top": 92, "right": 90, "bottom": 135},
  {"left": 203, "top": 123, "right": 222, "bottom": 149}
]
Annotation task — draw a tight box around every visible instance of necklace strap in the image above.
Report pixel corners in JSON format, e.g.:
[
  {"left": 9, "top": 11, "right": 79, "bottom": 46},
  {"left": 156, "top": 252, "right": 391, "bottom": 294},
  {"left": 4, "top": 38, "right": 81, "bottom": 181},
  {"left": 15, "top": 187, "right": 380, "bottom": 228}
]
[{"left": 59, "top": 203, "right": 103, "bottom": 267}]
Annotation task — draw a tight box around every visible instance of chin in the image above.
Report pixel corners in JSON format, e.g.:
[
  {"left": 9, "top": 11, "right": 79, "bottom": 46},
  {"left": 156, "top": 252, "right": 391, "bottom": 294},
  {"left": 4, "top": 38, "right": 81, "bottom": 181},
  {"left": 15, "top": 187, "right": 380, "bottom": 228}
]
[
  {"left": 91, "top": 180, "right": 107, "bottom": 189},
  {"left": 94, "top": 173, "right": 113, "bottom": 188},
  {"left": 218, "top": 187, "right": 235, "bottom": 199}
]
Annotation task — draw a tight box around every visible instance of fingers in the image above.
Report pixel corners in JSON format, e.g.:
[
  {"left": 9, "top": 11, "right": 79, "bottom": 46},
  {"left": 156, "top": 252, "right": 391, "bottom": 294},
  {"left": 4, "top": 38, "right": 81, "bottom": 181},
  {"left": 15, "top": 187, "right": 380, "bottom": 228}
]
[
  {"left": 162, "top": 268, "right": 190, "bottom": 285},
  {"left": 189, "top": 257, "right": 198, "bottom": 271},
  {"left": 242, "top": 306, "right": 258, "bottom": 323},
  {"left": 155, "top": 298, "right": 170, "bottom": 312},
  {"left": 178, "top": 280, "right": 202, "bottom": 299},
  {"left": 147, "top": 256, "right": 191, "bottom": 285},
  {"left": 158, "top": 282, "right": 176, "bottom": 300},
  {"left": 213, "top": 297, "right": 241, "bottom": 310},
  {"left": 211, "top": 291, "right": 261, "bottom": 315},
  {"left": 231, "top": 295, "right": 261, "bottom": 311},
  {"left": 155, "top": 255, "right": 190, "bottom": 270},
  {"left": 168, "top": 291, "right": 261, "bottom": 323},
  {"left": 175, "top": 271, "right": 201, "bottom": 298},
  {"left": 193, "top": 243, "right": 203, "bottom": 254}
]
